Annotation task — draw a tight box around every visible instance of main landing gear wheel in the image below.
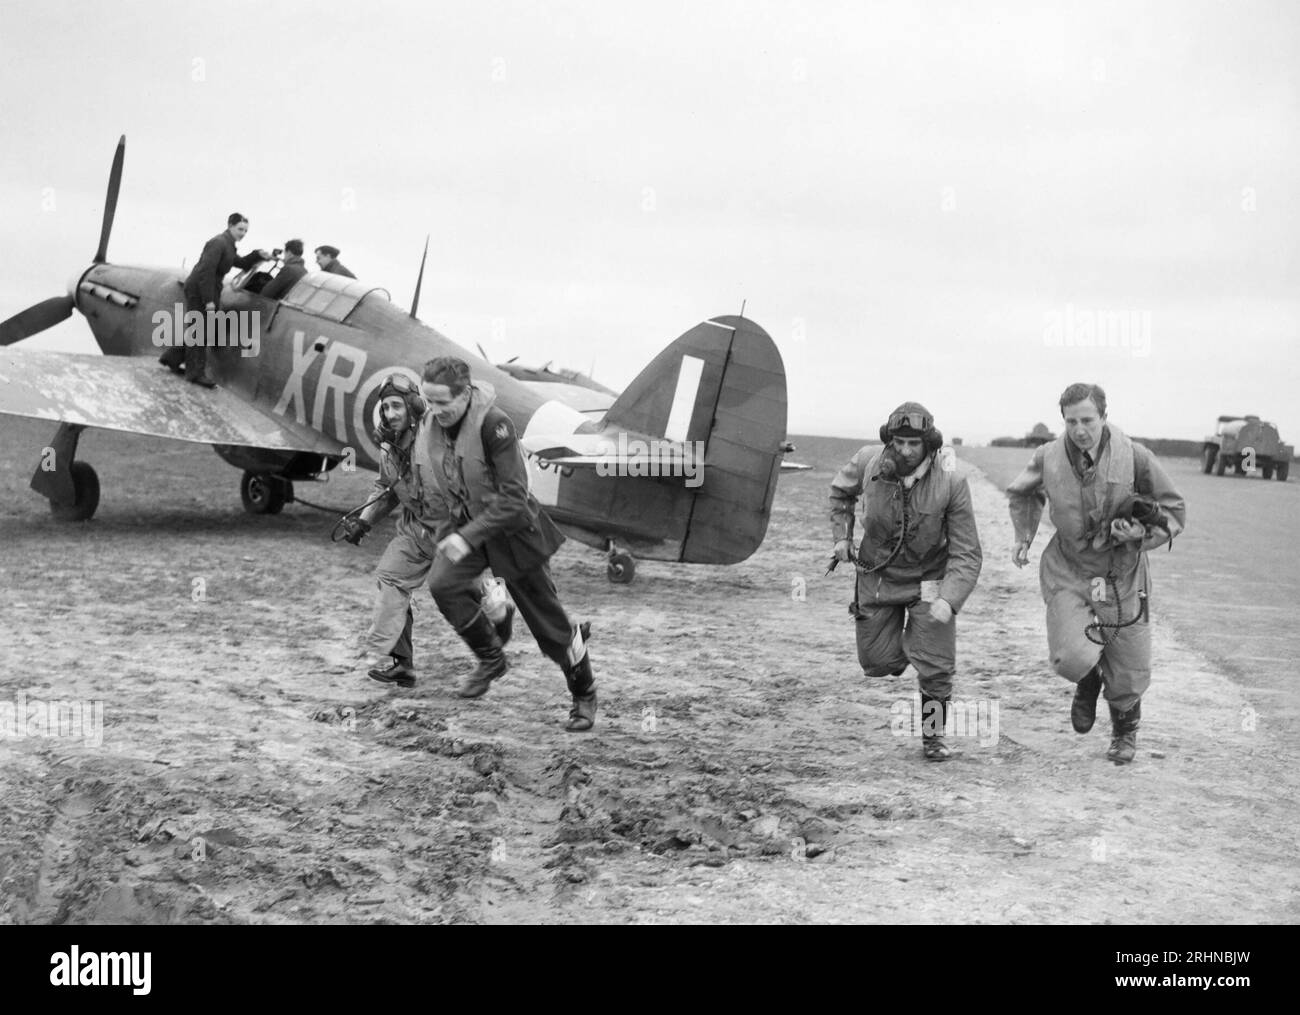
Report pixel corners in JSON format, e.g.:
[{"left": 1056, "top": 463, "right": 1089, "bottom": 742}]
[
  {"left": 240, "top": 471, "right": 290, "bottom": 515},
  {"left": 50, "top": 461, "right": 99, "bottom": 522},
  {"left": 606, "top": 545, "right": 636, "bottom": 584}
]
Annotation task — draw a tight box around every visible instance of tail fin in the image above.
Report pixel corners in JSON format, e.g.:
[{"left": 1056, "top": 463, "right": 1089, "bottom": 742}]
[{"left": 604, "top": 315, "right": 788, "bottom": 564}]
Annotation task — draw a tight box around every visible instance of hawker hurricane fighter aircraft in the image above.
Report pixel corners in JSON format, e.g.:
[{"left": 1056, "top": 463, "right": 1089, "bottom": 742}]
[{"left": 0, "top": 137, "right": 799, "bottom": 582}]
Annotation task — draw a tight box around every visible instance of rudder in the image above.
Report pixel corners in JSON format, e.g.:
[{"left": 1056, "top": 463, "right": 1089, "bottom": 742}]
[{"left": 603, "top": 315, "right": 788, "bottom": 564}]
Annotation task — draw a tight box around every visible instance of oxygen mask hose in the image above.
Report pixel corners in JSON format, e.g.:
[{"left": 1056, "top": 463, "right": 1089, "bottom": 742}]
[
  {"left": 330, "top": 491, "right": 390, "bottom": 543},
  {"left": 1085, "top": 573, "right": 1149, "bottom": 645}
]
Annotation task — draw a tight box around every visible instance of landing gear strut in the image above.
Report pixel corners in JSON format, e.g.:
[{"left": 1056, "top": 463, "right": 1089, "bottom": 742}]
[
  {"left": 31, "top": 423, "right": 100, "bottom": 521},
  {"left": 606, "top": 540, "right": 636, "bottom": 584},
  {"left": 240, "top": 471, "right": 293, "bottom": 515}
]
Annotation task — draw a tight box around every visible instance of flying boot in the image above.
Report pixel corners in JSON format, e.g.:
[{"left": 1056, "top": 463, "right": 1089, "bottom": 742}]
[
  {"left": 1071, "top": 663, "right": 1103, "bottom": 733},
  {"left": 562, "top": 624, "right": 597, "bottom": 732},
  {"left": 1106, "top": 700, "right": 1140, "bottom": 764},
  {"left": 494, "top": 600, "right": 515, "bottom": 646},
  {"left": 921, "top": 691, "right": 953, "bottom": 761},
  {"left": 455, "top": 611, "right": 508, "bottom": 698}
]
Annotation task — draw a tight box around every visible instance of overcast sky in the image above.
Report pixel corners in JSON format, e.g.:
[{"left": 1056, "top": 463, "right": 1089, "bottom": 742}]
[{"left": 2, "top": 0, "right": 1296, "bottom": 443}]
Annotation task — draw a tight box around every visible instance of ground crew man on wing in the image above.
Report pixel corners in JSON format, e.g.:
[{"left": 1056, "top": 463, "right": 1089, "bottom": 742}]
[
  {"left": 1006, "top": 382, "right": 1186, "bottom": 764},
  {"left": 419, "top": 356, "right": 599, "bottom": 732},
  {"left": 829, "top": 403, "right": 983, "bottom": 760},
  {"left": 341, "top": 374, "right": 512, "bottom": 687},
  {"left": 160, "top": 211, "right": 269, "bottom": 386}
]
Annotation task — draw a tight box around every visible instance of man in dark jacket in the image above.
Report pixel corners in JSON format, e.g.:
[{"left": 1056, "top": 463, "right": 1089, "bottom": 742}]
[
  {"left": 829, "top": 402, "right": 983, "bottom": 760},
  {"left": 315, "top": 245, "right": 356, "bottom": 279},
  {"left": 259, "top": 238, "right": 308, "bottom": 300},
  {"left": 421, "top": 356, "right": 598, "bottom": 732},
  {"left": 161, "top": 212, "right": 269, "bottom": 386}
]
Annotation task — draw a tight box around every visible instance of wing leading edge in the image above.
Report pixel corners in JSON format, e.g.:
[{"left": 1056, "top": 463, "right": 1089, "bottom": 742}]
[{"left": 0, "top": 348, "right": 344, "bottom": 453}]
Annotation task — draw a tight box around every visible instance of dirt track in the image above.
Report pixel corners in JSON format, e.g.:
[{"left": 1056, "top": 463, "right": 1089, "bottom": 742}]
[{"left": 1, "top": 420, "right": 1296, "bottom": 924}]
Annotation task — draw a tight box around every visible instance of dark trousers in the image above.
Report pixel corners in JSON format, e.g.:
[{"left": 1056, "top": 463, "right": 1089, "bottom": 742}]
[
  {"left": 428, "top": 546, "right": 575, "bottom": 668},
  {"left": 159, "top": 299, "right": 190, "bottom": 369},
  {"left": 853, "top": 598, "right": 957, "bottom": 698},
  {"left": 160, "top": 295, "right": 213, "bottom": 379}
]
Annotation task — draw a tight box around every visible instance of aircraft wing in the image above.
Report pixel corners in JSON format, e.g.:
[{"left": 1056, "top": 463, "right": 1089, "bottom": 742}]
[
  {"left": 0, "top": 348, "right": 345, "bottom": 453},
  {"left": 521, "top": 380, "right": 614, "bottom": 417}
]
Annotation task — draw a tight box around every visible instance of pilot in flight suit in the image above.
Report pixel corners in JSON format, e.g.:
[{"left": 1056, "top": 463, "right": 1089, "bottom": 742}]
[
  {"left": 341, "top": 374, "right": 512, "bottom": 687},
  {"left": 419, "top": 356, "right": 599, "bottom": 732},
  {"left": 1007, "top": 382, "right": 1185, "bottom": 764},
  {"left": 829, "top": 402, "right": 983, "bottom": 760}
]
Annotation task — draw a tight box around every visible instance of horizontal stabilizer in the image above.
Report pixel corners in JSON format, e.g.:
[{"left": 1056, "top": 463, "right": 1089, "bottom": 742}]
[
  {"left": 519, "top": 380, "right": 614, "bottom": 416},
  {"left": 521, "top": 431, "right": 703, "bottom": 477}
]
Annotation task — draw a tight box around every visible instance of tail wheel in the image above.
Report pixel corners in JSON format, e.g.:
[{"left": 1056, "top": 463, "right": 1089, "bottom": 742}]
[
  {"left": 607, "top": 551, "right": 636, "bottom": 584},
  {"left": 51, "top": 461, "right": 100, "bottom": 522},
  {"left": 1202, "top": 446, "right": 1216, "bottom": 474},
  {"left": 241, "top": 471, "right": 288, "bottom": 514}
]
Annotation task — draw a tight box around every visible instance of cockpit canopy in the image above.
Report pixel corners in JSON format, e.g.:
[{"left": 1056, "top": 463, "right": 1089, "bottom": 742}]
[{"left": 278, "top": 272, "right": 390, "bottom": 324}]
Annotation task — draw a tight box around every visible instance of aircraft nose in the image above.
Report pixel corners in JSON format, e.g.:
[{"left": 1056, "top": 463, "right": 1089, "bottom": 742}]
[{"left": 66, "top": 266, "right": 90, "bottom": 308}]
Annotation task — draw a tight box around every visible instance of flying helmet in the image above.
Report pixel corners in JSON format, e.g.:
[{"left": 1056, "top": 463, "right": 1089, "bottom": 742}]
[
  {"left": 879, "top": 401, "right": 944, "bottom": 453},
  {"left": 373, "top": 373, "right": 425, "bottom": 443}
]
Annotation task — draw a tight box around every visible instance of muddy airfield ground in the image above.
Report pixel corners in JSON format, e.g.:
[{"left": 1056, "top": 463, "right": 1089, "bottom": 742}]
[{"left": 1, "top": 416, "right": 1296, "bottom": 924}]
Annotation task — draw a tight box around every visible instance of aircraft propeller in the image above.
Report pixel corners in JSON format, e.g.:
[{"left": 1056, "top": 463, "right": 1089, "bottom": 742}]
[
  {"left": 0, "top": 135, "right": 124, "bottom": 346},
  {"left": 94, "top": 135, "right": 125, "bottom": 264},
  {"left": 0, "top": 297, "right": 75, "bottom": 346}
]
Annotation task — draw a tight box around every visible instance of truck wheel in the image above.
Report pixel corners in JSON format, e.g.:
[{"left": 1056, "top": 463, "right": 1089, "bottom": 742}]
[
  {"left": 1262, "top": 465, "right": 1274, "bottom": 480},
  {"left": 1278, "top": 462, "right": 1290, "bottom": 482},
  {"left": 1215, "top": 454, "right": 1226, "bottom": 476},
  {"left": 1202, "top": 446, "right": 1216, "bottom": 474}
]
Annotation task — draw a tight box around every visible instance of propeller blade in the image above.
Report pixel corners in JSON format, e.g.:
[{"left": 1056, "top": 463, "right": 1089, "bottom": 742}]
[
  {"left": 93, "top": 135, "right": 125, "bottom": 263},
  {"left": 409, "top": 233, "right": 429, "bottom": 319},
  {"left": 506, "top": 356, "right": 519, "bottom": 364},
  {"left": 476, "top": 343, "right": 489, "bottom": 361},
  {"left": 0, "top": 296, "right": 74, "bottom": 346}
]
